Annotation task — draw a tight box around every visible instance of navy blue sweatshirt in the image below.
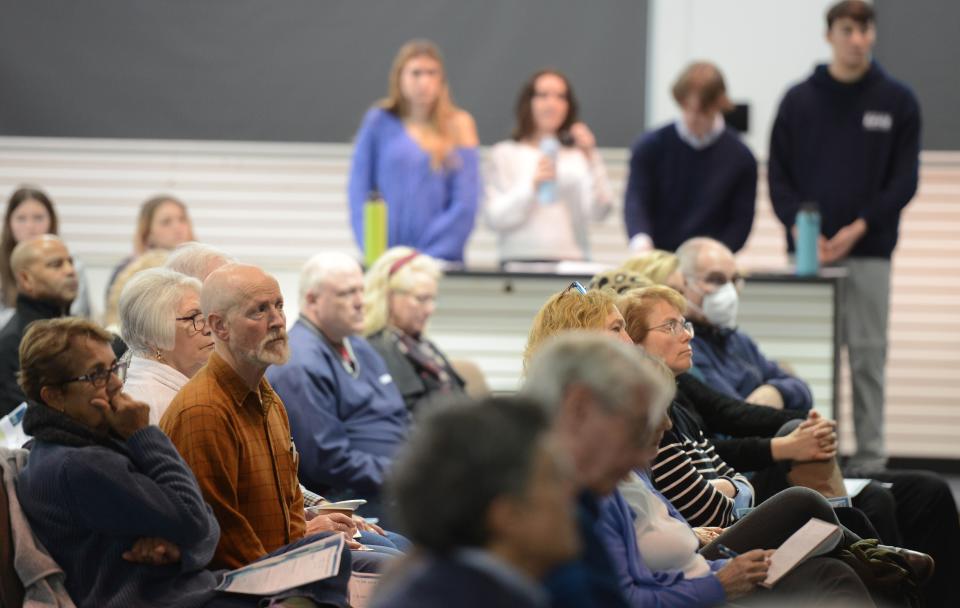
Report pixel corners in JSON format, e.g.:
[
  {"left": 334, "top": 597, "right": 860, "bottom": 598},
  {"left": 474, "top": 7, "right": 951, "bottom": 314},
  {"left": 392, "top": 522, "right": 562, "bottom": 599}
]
[
  {"left": 768, "top": 62, "right": 921, "bottom": 258},
  {"left": 623, "top": 124, "right": 757, "bottom": 253}
]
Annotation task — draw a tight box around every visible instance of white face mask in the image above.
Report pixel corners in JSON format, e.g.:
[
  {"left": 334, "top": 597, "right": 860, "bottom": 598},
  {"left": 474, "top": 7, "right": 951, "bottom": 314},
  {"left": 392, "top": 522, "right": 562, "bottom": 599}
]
[{"left": 701, "top": 282, "right": 739, "bottom": 329}]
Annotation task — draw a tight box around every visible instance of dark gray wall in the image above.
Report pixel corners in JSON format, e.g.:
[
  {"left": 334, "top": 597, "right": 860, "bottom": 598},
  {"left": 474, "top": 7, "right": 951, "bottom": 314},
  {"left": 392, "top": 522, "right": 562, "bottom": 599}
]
[
  {"left": 874, "top": 0, "right": 960, "bottom": 150},
  {"left": 0, "top": 1, "right": 647, "bottom": 146}
]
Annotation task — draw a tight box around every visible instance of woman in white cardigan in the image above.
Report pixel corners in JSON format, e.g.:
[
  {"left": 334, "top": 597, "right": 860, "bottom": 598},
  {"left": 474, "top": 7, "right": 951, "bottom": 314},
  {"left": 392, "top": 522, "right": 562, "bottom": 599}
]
[
  {"left": 484, "top": 69, "right": 613, "bottom": 263},
  {"left": 118, "top": 268, "right": 213, "bottom": 425}
]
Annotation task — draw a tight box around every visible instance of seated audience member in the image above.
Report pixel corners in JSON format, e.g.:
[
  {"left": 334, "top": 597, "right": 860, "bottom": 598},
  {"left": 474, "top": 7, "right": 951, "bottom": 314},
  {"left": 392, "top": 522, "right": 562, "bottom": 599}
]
[
  {"left": 623, "top": 62, "right": 756, "bottom": 254},
  {"left": 122, "top": 265, "right": 404, "bottom": 554},
  {"left": 164, "top": 241, "right": 236, "bottom": 279},
  {"left": 106, "top": 194, "right": 194, "bottom": 298},
  {"left": 618, "top": 286, "right": 845, "bottom": 522},
  {"left": 617, "top": 287, "right": 936, "bottom": 582},
  {"left": 0, "top": 186, "right": 91, "bottom": 324},
  {"left": 268, "top": 253, "right": 410, "bottom": 519},
  {"left": 483, "top": 69, "right": 612, "bottom": 263},
  {"left": 0, "top": 235, "right": 77, "bottom": 416},
  {"left": 587, "top": 269, "right": 651, "bottom": 295},
  {"left": 348, "top": 40, "right": 479, "bottom": 263},
  {"left": 676, "top": 237, "right": 809, "bottom": 410},
  {"left": 600, "top": 403, "right": 879, "bottom": 607},
  {"left": 119, "top": 268, "right": 213, "bottom": 424},
  {"left": 15, "top": 318, "right": 353, "bottom": 608},
  {"left": 372, "top": 396, "right": 579, "bottom": 608},
  {"left": 621, "top": 249, "right": 686, "bottom": 290},
  {"left": 523, "top": 332, "right": 659, "bottom": 608},
  {"left": 161, "top": 263, "right": 394, "bottom": 571},
  {"left": 675, "top": 236, "right": 960, "bottom": 607},
  {"left": 363, "top": 247, "right": 465, "bottom": 413}
]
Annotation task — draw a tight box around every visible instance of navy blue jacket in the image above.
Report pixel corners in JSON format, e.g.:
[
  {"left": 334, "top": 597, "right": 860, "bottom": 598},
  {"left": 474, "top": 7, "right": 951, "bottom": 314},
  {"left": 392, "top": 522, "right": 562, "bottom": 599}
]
[
  {"left": 267, "top": 319, "right": 410, "bottom": 497},
  {"left": 623, "top": 124, "right": 757, "bottom": 253},
  {"left": 372, "top": 556, "right": 547, "bottom": 608},
  {"left": 17, "top": 426, "right": 221, "bottom": 608},
  {"left": 544, "top": 491, "right": 629, "bottom": 608},
  {"left": 691, "top": 322, "right": 813, "bottom": 411},
  {"left": 768, "top": 62, "right": 921, "bottom": 258}
]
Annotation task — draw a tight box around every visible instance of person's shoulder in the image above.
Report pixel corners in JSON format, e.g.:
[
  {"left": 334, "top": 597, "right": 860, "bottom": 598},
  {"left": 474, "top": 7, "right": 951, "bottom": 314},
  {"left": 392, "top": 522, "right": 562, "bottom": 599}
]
[
  {"left": 632, "top": 123, "right": 675, "bottom": 155},
  {"left": 718, "top": 129, "right": 757, "bottom": 162},
  {"left": 449, "top": 109, "right": 479, "bottom": 147},
  {"left": 162, "top": 371, "right": 231, "bottom": 427},
  {"left": 489, "top": 139, "right": 524, "bottom": 156},
  {"left": 871, "top": 64, "right": 920, "bottom": 108}
]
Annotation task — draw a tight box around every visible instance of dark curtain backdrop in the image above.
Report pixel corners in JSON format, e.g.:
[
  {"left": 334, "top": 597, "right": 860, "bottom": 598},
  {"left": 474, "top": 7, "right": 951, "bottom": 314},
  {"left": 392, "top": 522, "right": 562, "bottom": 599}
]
[
  {"left": 873, "top": 0, "right": 960, "bottom": 150},
  {"left": 0, "top": 0, "right": 648, "bottom": 146}
]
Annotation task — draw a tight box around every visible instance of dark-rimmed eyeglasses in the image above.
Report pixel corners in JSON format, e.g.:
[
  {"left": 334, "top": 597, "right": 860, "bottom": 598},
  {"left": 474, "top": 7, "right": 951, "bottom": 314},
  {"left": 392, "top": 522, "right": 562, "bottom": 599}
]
[
  {"left": 176, "top": 312, "right": 206, "bottom": 332},
  {"left": 61, "top": 360, "right": 130, "bottom": 388},
  {"left": 647, "top": 318, "right": 695, "bottom": 338}
]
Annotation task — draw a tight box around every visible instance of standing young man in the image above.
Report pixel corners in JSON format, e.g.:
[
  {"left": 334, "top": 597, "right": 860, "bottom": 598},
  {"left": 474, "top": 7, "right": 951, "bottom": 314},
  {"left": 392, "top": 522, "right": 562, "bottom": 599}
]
[
  {"left": 768, "top": 0, "right": 921, "bottom": 472},
  {"left": 624, "top": 62, "right": 757, "bottom": 254}
]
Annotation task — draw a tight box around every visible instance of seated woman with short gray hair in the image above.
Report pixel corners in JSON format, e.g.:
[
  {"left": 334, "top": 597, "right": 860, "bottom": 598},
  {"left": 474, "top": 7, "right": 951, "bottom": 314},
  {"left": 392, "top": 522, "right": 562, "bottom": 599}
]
[{"left": 119, "top": 268, "right": 213, "bottom": 424}]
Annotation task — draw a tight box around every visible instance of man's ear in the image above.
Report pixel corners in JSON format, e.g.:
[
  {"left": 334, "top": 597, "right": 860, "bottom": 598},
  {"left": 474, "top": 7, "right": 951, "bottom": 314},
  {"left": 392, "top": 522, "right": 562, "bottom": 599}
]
[
  {"left": 562, "top": 384, "right": 593, "bottom": 427},
  {"left": 485, "top": 495, "right": 519, "bottom": 544},
  {"left": 40, "top": 385, "right": 63, "bottom": 410},
  {"left": 15, "top": 268, "right": 34, "bottom": 293},
  {"left": 207, "top": 312, "right": 230, "bottom": 342}
]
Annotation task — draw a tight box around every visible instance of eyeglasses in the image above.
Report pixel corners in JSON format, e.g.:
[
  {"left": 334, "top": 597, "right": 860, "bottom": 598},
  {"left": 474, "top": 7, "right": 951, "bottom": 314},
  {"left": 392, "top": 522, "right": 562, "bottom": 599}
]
[
  {"left": 647, "top": 318, "right": 695, "bottom": 338},
  {"left": 61, "top": 360, "right": 130, "bottom": 388},
  {"left": 176, "top": 312, "right": 206, "bottom": 332},
  {"left": 565, "top": 281, "right": 588, "bottom": 295}
]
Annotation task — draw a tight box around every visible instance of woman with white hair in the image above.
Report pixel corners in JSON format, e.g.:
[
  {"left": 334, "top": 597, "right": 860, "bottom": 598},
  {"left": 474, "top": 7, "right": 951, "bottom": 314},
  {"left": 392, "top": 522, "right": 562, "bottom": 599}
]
[
  {"left": 119, "top": 267, "right": 214, "bottom": 424},
  {"left": 364, "top": 247, "right": 464, "bottom": 413}
]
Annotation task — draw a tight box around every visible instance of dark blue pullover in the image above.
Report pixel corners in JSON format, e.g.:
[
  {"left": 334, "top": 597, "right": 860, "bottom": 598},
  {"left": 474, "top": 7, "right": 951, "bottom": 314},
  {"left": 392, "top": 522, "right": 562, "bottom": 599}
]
[
  {"left": 768, "top": 62, "right": 921, "bottom": 258},
  {"left": 623, "top": 124, "right": 757, "bottom": 253}
]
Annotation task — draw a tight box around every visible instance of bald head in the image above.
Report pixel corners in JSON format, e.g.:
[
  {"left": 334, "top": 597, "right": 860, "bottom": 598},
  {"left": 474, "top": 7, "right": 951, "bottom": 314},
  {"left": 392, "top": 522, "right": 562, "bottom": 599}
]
[
  {"left": 11, "top": 235, "right": 63, "bottom": 275},
  {"left": 201, "top": 263, "right": 289, "bottom": 376},
  {"left": 676, "top": 237, "right": 733, "bottom": 278},
  {"left": 10, "top": 235, "right": 77, "bottom": 304},
  {"left": 201, "top": 263, "right": 276, "bottom": 318},
  {"left": 165, "top": 241, "right": 235, "bottom": 281}
]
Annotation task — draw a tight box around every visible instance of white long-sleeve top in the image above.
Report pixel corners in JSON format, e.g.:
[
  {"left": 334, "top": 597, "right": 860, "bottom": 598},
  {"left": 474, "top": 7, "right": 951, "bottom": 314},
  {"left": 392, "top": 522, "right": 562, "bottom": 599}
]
[
  {"left": 483, "top": 140, "right": 613, "bottom": 262},
  {"left": 619, "top": 471, "right": 712, "bottom": 579},
  {"left": 122, "top": 355, "right": 189, "bottom": 425}
]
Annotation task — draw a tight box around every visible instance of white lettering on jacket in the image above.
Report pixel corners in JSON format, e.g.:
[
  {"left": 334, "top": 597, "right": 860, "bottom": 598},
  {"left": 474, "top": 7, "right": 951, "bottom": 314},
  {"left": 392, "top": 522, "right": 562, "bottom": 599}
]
[{"left": 863, "top": 111, "right": 893, "bottom": 131}]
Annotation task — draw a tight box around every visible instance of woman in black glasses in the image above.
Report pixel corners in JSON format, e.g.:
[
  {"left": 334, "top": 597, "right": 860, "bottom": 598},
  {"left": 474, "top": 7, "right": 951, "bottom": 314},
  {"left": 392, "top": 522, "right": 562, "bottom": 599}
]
[
  {"left": 118, "top": 268, "right": 213, "bottom": 424},
  {"left": 14, "top": 317, "right": 352, "bottom": 607}
]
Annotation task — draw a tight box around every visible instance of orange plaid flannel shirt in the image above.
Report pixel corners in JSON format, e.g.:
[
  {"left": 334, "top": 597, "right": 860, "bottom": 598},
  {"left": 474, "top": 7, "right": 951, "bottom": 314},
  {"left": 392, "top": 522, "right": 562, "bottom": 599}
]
[{"left": 160, "top": 351, "right": 306, "bottom": 569}]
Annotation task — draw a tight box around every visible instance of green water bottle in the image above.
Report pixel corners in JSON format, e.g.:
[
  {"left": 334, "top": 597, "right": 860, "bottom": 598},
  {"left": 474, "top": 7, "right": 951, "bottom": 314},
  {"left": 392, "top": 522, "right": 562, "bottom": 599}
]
[{"left": 363, "top": 190, "right": 387, "bottom": 268}]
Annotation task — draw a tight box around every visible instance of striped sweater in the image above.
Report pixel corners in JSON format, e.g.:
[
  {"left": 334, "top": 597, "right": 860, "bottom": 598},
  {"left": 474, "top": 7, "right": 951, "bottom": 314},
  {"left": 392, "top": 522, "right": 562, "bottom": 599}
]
[{"left": 651, "top": 402, "right": 752, "bottom": 527}]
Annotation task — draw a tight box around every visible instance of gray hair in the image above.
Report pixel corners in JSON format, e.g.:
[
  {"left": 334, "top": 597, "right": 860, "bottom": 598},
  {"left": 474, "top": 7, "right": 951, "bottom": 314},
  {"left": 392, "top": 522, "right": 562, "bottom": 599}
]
[
  {"left": 675, "top": 237, "right": 725, "bottom": 278},
  {"left": 523, "top": 332, "right": 674, "bottom": 440},
  {"left": 388, "top": 395, "right": 550, "bottom": 553},
  {"left": 298, "top": 251, "right": 362, "bottom": 309},
  {"left": 119, "top": 267, "right": 202, "bottom": 355},
  {"left": 164, "top": 241, "right": 235, "bottom": 280}
]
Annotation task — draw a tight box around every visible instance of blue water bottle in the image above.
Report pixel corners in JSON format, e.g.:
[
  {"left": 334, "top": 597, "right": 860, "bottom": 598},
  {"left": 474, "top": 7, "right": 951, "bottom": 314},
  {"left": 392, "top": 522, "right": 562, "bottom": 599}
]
[
  {"left": 537, "top": 136, "right": 560, "bottom": 204},
  {"left": 795, "top": 203, "right": 820, "bottom": 276}
]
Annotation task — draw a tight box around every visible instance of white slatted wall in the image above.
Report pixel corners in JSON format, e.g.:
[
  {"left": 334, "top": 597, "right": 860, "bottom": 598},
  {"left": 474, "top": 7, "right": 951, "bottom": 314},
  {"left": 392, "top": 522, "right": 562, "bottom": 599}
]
[{"left": 0, "top": 136, "right": 957, "bottom": 459}]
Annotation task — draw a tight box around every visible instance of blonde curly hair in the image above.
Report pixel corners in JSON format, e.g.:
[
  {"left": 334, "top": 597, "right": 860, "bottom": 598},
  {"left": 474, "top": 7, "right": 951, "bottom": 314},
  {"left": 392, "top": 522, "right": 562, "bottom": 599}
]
[{"left": 523, "top": 288, "right": 618, "bottom": 370}]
